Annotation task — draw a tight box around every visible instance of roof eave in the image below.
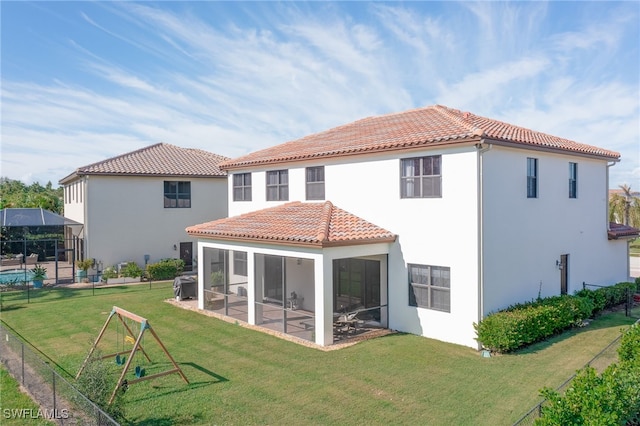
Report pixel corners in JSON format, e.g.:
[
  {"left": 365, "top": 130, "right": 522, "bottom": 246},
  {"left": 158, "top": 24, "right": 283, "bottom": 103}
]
[
  {"left": 320, "top": 236, "right": 397, "bottom": 248},
  {"left": 186, "top": 232, "right": 397, "bottom": 248},
  {"left": 186, "top": 232, "right": 323, "bottom": 248},
  {"left": 607, "top": 232, "right": 640, "bottom": 240},
  {"left": 483, "top": 138, "right": 620, "bottom": 161},
  {"left": 220, "top": 137, "right": 482, "bottom": 171},
  {"left": 64, "top": 171, "right": 227, "bottom": 180}
]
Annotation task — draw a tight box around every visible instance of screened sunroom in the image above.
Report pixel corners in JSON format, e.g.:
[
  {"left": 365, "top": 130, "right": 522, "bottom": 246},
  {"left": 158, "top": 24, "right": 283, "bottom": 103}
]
[{"left": 188, "top": 201, "right": 396, "bottom": 346}]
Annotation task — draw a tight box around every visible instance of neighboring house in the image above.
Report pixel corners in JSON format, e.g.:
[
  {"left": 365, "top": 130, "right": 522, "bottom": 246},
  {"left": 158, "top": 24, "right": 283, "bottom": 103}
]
[
  {"left": 60, "top": 143, "right": 228, "bottom": 272},
  {"left": 186, "top": 105, "right": 639, "bottom": 349}
]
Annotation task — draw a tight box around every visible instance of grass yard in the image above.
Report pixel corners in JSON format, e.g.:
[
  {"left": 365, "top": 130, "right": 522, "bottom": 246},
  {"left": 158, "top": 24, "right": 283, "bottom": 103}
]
[
  {"left": 0, "top": 367, "right": 55, "bottom": 425},
  {"left": 0, "top": 282, "right": 637, "bottom": 425}
]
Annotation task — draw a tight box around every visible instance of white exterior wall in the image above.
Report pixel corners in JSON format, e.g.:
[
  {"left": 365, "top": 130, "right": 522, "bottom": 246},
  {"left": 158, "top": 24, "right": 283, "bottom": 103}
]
[
  {"left": 82, "top": 175, "right": 227, "bottom": 268},
  {"left": 228, "top": 146, "right": 481, "bottom": 348},
  {"left": 225, "top": 144, "right": 627, "bottom": 349},
  {"left": 63, "top": 178, "right": 86, "bottom": 226},
  {"left": 481, "top": 146, "right": 627, "bottom": 315}
]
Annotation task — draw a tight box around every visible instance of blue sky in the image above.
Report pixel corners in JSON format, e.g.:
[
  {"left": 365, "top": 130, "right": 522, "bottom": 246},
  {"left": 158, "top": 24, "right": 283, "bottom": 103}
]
[{"left": 1, "top": 1, "right": 638, "bottom": 188}]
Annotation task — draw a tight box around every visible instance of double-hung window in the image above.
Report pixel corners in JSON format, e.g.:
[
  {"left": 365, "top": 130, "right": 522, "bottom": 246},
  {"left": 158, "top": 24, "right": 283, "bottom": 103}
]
[
  {"left": 266, "top": 170, "right": 288, "bottom": 201},
  {"left": 569, "top": 162, "right": 577, "bottom": 198},
  {"left": 401, "top": 156, "right": 442, "bottom": 198},
  {"left": 306, "top": 166, "right": 325, "bottom": 200},
  {"left": 408, "top": 264, "right": 450, "bottom": 312},
  {"left": 527, "top": 158, "right": 538, "bottom": 198},
  {"left": 164, "top": 181, "right": 191, "bottom": 208},
  {"left": 233, "top": 173, "right": 252, "bottom": 201}
]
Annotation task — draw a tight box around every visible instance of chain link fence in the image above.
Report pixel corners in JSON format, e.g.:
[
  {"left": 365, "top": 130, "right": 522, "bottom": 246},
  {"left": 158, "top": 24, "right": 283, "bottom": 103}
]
[{"left": 0, "top": 323, "right": 119, "bottom": 425}]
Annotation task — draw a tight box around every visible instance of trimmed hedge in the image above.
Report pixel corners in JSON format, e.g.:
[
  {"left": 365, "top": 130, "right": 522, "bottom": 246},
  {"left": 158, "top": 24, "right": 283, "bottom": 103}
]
[
  {"left": 474, "top": 295, "right": 593, "bottom": 353},
  {"left": 576, "top": 281, "right": 638, "bottom": 317},
  {"left": 475, "top": 281, "right": 640, "bottom": 353},
  {"left": 145, "top": 258, "right": 185, "bottom": 280}
]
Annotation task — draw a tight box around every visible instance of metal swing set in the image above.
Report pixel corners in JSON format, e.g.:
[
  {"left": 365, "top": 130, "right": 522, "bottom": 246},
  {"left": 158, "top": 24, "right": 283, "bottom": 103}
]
[{"left": 76, "top": 306, "right": 189, "bottom": 404}]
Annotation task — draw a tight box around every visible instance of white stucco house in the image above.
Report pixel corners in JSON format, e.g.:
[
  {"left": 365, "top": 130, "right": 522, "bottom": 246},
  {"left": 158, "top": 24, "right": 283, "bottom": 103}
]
[
  {"left": 59, "top": 143, "right": 228, "bottom": 273},
  {"left": 186, "top": 105, "right": 638, "bottom": 349}
]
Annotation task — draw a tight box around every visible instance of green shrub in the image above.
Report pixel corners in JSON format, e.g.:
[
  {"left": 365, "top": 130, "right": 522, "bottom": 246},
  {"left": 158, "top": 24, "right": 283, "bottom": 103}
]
[
  {"left": 618, "top": 323, "right": 640, "bottom": 364},
  {"left": 75, "top": 355, "right": 126, "bottom": 422},
  {"left": 122, "top": 261, "right": 143, "bottom": 278},
  {"left": 145, "top": 258, "right": 185, "bottom": 280},
  {"left": 475, "top": 295, "right": 593, "bottom": 353},
  {"left": 536, "top": 324, "right": 640, "bottom": 425},
  {"left": 101, "top": 266, "right": 118, "bottom": 281},
  {"left": 596, "top": 282, "right": 636, "bottom": 309},
  {"left": 77, "top": 258, "right": 94, "bottom": 272},
  {"left": 575, "top": 289, "right": 606, "bottom": 315}
]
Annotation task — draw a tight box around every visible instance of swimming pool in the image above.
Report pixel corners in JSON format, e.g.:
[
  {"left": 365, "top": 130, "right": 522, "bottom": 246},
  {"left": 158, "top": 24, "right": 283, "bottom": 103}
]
[{"left": 0, "top": 269, "right": 35, "bottom": 284}]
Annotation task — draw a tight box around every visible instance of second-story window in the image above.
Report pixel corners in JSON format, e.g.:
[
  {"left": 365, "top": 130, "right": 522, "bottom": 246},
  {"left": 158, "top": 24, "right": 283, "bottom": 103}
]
[
  {"left": 569, "top": 162, "right": 577, "bottom": 199},
  {"left": 266, "top": 170, "right": 288, "bottom": 201},
  {"left": 164, "top": 181, "right": 191, "bottom": 208},
  {"left": 527, "top": 158, "right": 538, "bottom": 198},
  {"left": 306, "top": 166, "right": 325, "bottom": 200},
  {"left": 400, "top": 155, "right": 442, "bottom": 198},
  {"left": 233, "top": 173, "right": 252, "bottom": 201}
]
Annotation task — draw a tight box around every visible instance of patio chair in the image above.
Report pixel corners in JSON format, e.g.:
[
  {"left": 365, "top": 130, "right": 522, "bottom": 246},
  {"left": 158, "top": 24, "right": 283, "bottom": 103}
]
[{"left": 25, "top": 253, "right": 39, "bottom": 265}]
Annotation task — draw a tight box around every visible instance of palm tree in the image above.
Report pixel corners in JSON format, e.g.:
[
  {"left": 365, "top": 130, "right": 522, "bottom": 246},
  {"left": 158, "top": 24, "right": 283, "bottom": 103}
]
[{"left": 609, "top": 184, "right": 640, "bottom": 228}]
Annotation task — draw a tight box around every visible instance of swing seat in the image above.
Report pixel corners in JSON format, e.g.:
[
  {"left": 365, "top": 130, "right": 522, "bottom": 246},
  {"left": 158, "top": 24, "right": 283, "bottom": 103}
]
[
  {"left": 115, "top": 354, "right": 126, "bottom": 366},
  {"left": 135, "top": 365, "right": 146, "bottom": 378}
]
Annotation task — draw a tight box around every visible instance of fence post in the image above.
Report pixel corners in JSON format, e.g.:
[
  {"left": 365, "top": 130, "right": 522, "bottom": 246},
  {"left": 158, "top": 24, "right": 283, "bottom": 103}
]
[
  {"left": 626, "top": 288, "right": 631, "bottom": 317},
  {"left": 21, "top": 341, "right": 25, "bottom": 385},
  {"left": 52, "top": 371, "right": 56, "bottom": 414},
  {"left": 583, "top": 281, "right": 586, "bottom": 291}
]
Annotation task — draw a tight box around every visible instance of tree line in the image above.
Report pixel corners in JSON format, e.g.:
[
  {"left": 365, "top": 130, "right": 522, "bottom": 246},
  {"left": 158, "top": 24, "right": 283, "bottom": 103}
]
[{"left": 0, "top": 178, "right": 63, "bottom": 215}]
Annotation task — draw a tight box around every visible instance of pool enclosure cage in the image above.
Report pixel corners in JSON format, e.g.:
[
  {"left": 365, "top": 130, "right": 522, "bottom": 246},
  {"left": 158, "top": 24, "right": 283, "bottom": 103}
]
[{"left": 1, "top": 208, "right": 84, "bottom": 284}]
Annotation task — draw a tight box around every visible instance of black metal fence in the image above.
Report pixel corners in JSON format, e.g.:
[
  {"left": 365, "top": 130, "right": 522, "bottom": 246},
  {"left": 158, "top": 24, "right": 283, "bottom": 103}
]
[
  {"left": 582, "top": 281, "right": 640, "bottom": 319},
  {"left": 0, "top": 277, "right": 168, "bottom": 306},
  {"left": 0, "top": 323, "right": 119, "bottom": 425}
]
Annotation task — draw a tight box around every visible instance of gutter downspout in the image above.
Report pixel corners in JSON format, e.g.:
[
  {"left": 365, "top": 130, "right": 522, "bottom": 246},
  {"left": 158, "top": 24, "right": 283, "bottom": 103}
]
[{"left": 476, "top": 141, "right": 492, "bottom": 349}]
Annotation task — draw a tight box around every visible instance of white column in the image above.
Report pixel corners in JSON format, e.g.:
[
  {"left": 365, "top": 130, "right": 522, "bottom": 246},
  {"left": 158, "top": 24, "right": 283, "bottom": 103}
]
[
  {"left": 197, "top": 242, "right": 204, "bottom": 310},
  {"left": 247, "top": 249, "right": 256, "bottom": 325},
  {"left": 315, "top": 255, "right": 333, "bottom": 346}
]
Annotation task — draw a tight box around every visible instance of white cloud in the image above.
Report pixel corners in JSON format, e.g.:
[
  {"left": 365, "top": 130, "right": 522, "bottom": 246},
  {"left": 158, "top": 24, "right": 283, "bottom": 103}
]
[{"left": 1, "top": 1, "right": 637, "bottom": 189}]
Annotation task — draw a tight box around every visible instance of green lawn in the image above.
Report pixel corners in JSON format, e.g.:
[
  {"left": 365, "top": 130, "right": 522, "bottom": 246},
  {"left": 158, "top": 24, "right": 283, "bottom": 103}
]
[
  {"left": 0, "top": 367, "right": 55, "bottom": 426},
  {"left": 0, "top": 283, "right": 637, "bottom": 425}
]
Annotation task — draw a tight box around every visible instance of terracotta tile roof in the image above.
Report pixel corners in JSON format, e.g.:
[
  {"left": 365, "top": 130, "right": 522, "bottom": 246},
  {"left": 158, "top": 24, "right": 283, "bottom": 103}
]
[
  {"left": 221, "top": 105, "right": 620, "bottom": 169},
  {"left": 186, "top": 201, "right": 397, "bottom": 247},
  {"left": 608, "top": 222, "right": 640, "bottom": 240},
  {"left": 59, "top": 143, "right": 229, "bottom": 184},
  {"left": 609, "top": 189, "right": 640, "bottom": 197}
]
